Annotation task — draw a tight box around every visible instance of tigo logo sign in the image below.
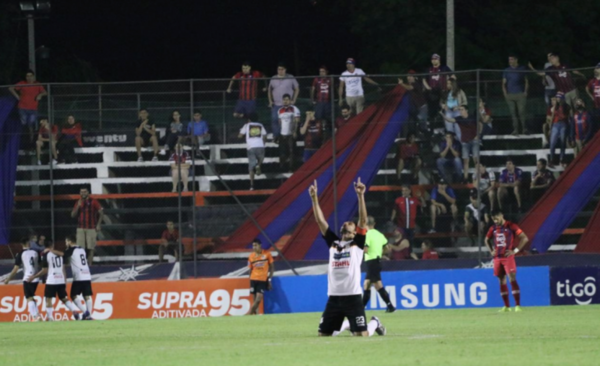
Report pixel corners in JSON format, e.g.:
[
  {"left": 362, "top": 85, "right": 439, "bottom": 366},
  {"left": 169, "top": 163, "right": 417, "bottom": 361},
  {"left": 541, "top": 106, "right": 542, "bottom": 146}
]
[{"left": 551, "top": 267, "right": 600, "bottom": 306}]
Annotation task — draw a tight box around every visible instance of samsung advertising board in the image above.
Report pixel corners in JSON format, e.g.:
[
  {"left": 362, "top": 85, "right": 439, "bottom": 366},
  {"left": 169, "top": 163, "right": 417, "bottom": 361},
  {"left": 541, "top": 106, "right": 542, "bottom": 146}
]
[
  {"left": 550, "top": 266, "right": 600, "bottom": 306},
  {"left": 265, "top": 267, "right": 550, "bottom": 314}
]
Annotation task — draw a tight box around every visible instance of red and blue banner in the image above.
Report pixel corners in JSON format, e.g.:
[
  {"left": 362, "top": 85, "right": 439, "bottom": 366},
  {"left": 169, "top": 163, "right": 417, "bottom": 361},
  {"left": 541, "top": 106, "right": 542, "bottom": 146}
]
[
  {"left": 219, "top": 86, "right": 409, "bottom": 259},
  {"left": 0, "top": 98, "right": 19, "bottom": 245}
]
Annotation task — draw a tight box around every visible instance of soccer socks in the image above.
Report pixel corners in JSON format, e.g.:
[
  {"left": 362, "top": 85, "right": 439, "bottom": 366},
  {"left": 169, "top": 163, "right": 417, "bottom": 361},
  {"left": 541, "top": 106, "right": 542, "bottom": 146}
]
[
  {"left": 377, "top": 288, "right": 393, "bottom": 307},
  {"left": 510, "top": 281, "right": 521, "bottom": 306},
  {"left": 367, "top": 319, "right": 379, "bottom": 337},
  {"left": 362, "top": 290, "right": 370, "bottom": 307},
  {"left": 64, "top": 301, "right": 78, "bottom": 313},
  {"left": 86, "top": 298, "right": 93, "bottom": 314},
  {"left": 500, "top": 283, "right": 510, "bottom": 307},
  {"left": 74, "top": 296, "right": 87, "bottom": 312},
  {"left": 27, "top": 300, "right": 39, "bottom": 317},
  {"left": 46, "top": 307, "right": 54, "bottom": 321},
  {"left": 332, "top": 319, "right": 350, "bottom": 336}
]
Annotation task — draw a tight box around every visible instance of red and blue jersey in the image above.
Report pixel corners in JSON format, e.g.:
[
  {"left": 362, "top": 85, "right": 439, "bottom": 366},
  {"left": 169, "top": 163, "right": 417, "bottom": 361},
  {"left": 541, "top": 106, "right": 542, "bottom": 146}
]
[
  {"left": 426, "top": 65, "right": 453, "bottom": 90},
  {"left": 312, "top": 77, "right": 332, "bottom": 103},
  {"left": 571, "top": 111, "right": 592, "bottom": 142},
  {"left": 234, "top": 70, "right": 264, "bottom": 100},
  {"left": 499, "top": 168, "right": 522, "bottom": 184},
  {"left": 486, "top": 221, "right": 523, "bottom": 258},
  {"left": 587, "top": 78, "right": 600, "bottom": 109},
  {"left": 545, "top": 64, "right": 576, "bottom": 94}
]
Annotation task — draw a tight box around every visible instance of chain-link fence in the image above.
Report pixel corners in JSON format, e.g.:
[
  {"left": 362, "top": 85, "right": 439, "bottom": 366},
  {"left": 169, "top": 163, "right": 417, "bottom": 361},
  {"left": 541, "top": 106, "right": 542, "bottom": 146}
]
[{"left": 2, "top": 67, "right": 599, "bottom": 276}]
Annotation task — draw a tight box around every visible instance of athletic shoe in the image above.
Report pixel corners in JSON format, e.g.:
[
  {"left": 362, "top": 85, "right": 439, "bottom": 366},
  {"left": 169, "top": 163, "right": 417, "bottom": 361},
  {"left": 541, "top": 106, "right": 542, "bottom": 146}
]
[
  {"left": 73, "top": 312, "right": 81, "bottom": 321},
  {"left": 137, "top": 157, "right": 143, "bottom": 162},
  {"left": 385, "top": 305, "right": 396, "bottom": 313},
  {"left": 498, "top": 306, "right": 511, "bottom": 313},
  {"left": 371, "top": 316, "right": 386, "bottom": 336},
  {"left": 51, "top": 159, "right": 58, "bottom": 165},
  {"left": 428, "top": 229, "right": 436, "bottom": 234},
  {"left": 152, "top": 156, "right": 158, "bottom": 162},
  {"left": 514, "top": 306, "right": 523, "bottom": 312},
  {"left": 255, "top": 165, "right": 262, "bottom": 176},
  {"left": 82, "top": 310, "right": 92, "bottom": 320},
  {"left": 249, "top": 186, "right": 254, "bottom": 191},
  {"left": 37, "top": 160, "right": 42, "bottom": 165}
]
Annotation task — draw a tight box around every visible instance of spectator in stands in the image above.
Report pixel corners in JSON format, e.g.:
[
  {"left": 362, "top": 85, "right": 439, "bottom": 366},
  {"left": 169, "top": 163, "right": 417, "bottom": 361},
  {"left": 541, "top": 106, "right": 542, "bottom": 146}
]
[
  {"left": 429, "top": 178, "right": 458, "bottom": 233},
  {"left": 528, "top": 53, "right": 556, "bottom": 106},
  {"left": 187, "top": 111, "right": 210, "bottom": 158},
  {"left": 299, "top": 108, "right": 323, "bottom": 162},
  {"left": 503, "top": 55, "right": 529, "bottom": 135},
  {"left": 239, "top": 114, "right": 267, "bottom": 191},
  {"left": 58, "top": 115, "right": 82, "bottom": 164},
  {"left": 441, "top": 79, "right": 467, "bottom": 139},
  {"left": 391, "top": 185, "right": 426, "bottom": 243},
  {"left": 227, "top": 61, "right": 267, "bottom": 119},
  {"left": 421, "top": 240, "right": 439, "bottom": 260},
  {"left": 311, "top": 66, "right": 333, "bottom": 122},
  {"left": 464, "top": 188, "right": 490, "bottom": 241},
  {"left": 384, "top": 227, "right": 417, "bottom": 260},
  {"left": 571, "top": 98, "right": 593, "bottom": 157},
  {"left": 71, "top": 188, "right": 103, "bottom": 265},
  {"left": 169, "top": 144, "right": 190, "bottom": 193},
  {"left": 479, "top": 99, "right": 494, "bottom": 136},
  {"left": 268, "top": 63, "right": 299, "bottom": 142},
  {"left": 135, "top": 109, "right": 159, "bottom": 162},
  {"left": 531, "top": 53, "right": 585, "bottom": 110},
  {"left": 423, "top": 53, "right": 454, "bottom": 123},
  {"left": 398, "top": 70, "right": 427, "bottom": 135},
  {"left": 36, "top": 117, "right": 58, "bottom": 166},
  {"left": 28, "top": 234, "right": 44, "bottom": 253},
  {"left": 334, "top": 104, "right": 353, "bottom": 131},
  {"left": 543, "top": 96, "right": 555, "bottom": 148},
  {"left": 548, "top": 93, "right": 570, "bottom": 168},
  {"left": 473, "top": 164, "right": 497, "bottom": 211},
  {"left": 497, "top": 158, "right": 523, "bottom": 212},
  {"left": 436, "top": 132, "right": 463, "bottom": 184},
  {"left": 530, "top": 158, "right": 555, "bottom": 202},
  {"left": 8, "top": 70, "right": 47, "bottom": 146},
  {"left": 585, "top": 63, "right": 600, "bottom": 127},
  {"left": 440, "top": 105, "right": 479, "bottom": 184},
  {"left": 396, "top": 133, "right": 421, "bottom": 183},
  {"left": 338, "top": 58, "right": 380, "bottom": 115},
  {"left": 163, "top": 110, "right": 185, "bottom": 154},
  {"left": 159, "top": 220, "right": 179, "bottom": 263},
  {"left": 277, "top": 94, "right": 300, "bottom": 172}
]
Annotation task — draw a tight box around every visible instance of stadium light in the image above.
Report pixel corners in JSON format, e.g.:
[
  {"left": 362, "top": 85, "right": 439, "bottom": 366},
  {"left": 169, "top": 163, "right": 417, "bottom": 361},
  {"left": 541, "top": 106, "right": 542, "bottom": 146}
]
[{"left": 19, "top": 1, "right": 51, "bottom": 74}]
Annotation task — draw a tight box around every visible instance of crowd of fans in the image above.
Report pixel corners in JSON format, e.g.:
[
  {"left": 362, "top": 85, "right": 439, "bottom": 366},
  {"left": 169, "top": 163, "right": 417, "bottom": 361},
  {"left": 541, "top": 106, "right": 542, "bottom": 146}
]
[{"left": 10, "top": 51, "right": 600, "bottom": 260}]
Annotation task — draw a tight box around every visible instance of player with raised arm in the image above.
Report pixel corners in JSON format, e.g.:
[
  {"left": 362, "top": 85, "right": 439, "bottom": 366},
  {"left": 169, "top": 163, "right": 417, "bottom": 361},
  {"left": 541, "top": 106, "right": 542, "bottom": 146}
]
[
  {"left": 3, "top": 237, "right": 42, "bottom": 321},
  {"left": 28, "top": 241, "right": 81, "bottom": 321},
  {"left": 64, "top": 235, "right": 94, "bottom": 320},
  {"left": 309, "top": 178, "right": 386, "bottom": 337},
  {"left": 484, "top": 210, "right": 529, "bottom": 312},
  {"left": 248, "top": 238, "right": 274, "bottom": 315}
]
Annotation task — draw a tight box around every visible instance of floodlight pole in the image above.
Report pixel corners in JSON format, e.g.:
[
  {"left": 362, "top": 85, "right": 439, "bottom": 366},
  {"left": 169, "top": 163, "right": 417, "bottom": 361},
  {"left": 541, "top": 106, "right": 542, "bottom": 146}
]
[
  {"left": 27, "top": 14, "right": 36, "bottom": 73},
  {"left": 446, "top": 0, "right": 455, "bottom": 70}
]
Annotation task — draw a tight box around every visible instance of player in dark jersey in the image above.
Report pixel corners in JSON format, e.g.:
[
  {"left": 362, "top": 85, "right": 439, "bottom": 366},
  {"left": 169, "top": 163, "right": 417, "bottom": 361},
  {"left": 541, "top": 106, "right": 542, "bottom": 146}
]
[
  {"left": 309, "top": 178, "right": 386, "bottom": 337},
  {"left": 3, "top": 237, "right": 42, "bottom": 321},
  {"left": 485, "top": 210, "right": 529, "bottom": 312}
]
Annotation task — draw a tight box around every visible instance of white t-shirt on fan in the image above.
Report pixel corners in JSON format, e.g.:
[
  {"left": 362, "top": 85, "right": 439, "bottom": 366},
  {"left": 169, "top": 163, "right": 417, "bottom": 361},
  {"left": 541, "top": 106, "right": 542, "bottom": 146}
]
[
  {"left": 340, "top": 68, "right": 366, "bottom": 97},
  {"left": 240, "top": 122, "right": 267, "bottom": 150}
]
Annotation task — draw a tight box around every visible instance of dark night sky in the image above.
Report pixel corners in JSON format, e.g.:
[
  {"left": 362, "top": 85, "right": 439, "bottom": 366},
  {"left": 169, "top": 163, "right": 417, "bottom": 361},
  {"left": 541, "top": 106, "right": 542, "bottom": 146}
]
[{"left": 34, "top": 0, "right": 357, "bottom": 81}]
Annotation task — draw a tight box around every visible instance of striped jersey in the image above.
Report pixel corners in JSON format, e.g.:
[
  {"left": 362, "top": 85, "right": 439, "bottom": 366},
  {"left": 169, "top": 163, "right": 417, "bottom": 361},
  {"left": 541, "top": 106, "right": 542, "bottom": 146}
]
[
  {"left": 74, "top": 198, "right": 102, "bottom": 229},
  {"left": 486, "top": 221, "right": 523, "bottom": 258},
  {"left": 234, "top": 70, "right": 264, "bottom": 100},
  {"left": 41, "top": 252, "right": 66, "bottom": 285},
  {"left": 14, "top": 249, "right": 40, "bottom": 283},
  {"left": 64, "top": 246, "right": 92, "bottom": 281}
]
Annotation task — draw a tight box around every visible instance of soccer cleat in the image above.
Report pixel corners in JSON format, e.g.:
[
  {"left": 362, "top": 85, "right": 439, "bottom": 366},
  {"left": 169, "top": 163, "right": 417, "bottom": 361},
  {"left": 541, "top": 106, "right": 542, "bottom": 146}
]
[
  {"left": 31, "top": 315, "right": 41, "bottom": 322},
  {"left": 82, "top": 311, "right": 91, "bottom": 319},
  {"left": 385, "top": 305, "right": 396, "bottom": 313},
  {"left": 514, "top": 306, "right": 523, "bottom": 312},
  {"left": 371, "top": 316, "right": 386, "bottom": 336},
  {"left": 498, "top": 306, "right": 512, "bottom": 313},
  {"left": 73, "top": 312, "right": 81, "bottom": 321}
]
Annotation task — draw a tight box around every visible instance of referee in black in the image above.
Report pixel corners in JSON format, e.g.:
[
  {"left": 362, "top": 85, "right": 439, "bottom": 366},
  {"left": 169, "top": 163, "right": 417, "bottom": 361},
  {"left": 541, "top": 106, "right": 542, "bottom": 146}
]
[{"left": 363, "top": 216, "right": 395, "bottom": 312}]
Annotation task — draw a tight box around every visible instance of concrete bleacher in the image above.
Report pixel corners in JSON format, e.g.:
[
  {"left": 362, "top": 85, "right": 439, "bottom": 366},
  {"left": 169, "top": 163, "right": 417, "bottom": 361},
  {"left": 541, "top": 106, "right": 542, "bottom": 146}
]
[{"left": 11, "top": 132, "right": 589, "bottom": 261}]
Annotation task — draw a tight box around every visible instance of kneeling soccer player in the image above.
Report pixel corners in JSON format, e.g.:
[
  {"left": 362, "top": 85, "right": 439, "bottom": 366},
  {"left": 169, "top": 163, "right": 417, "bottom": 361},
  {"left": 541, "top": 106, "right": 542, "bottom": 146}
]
[
  {"left": 485, "top": 210, "right": 528, "bottom": 312},
  {"left": 28, "top": 241, "right": 81, "bottom": 321},
  {"left": 248, "top": 238, "right": 274, "bottom": 315},
  {"left": 309, "top": 178, "right": 386, "bottom": 337}
]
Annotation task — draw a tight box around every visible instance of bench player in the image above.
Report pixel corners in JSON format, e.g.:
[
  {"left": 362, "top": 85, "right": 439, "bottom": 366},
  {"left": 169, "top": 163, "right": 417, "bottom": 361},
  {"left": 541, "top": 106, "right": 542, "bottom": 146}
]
[
  {"left": 485, "top": 210, "right": 529, "bottom": 312},
  {"left": 3, "top": 237, "right": 42, "bottom": 321},
  {"left": 309, "top": 178, "right": 386, "bottom": 337},
  {"left": 28, "top": 241, "right": 81, "bottom": 321}
]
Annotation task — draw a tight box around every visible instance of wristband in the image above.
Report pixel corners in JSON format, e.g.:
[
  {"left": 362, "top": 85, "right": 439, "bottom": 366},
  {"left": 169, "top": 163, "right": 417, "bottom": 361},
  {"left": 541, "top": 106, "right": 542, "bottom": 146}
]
[{"left": 514, "top": 248, "right": 519, "bottom": 254}]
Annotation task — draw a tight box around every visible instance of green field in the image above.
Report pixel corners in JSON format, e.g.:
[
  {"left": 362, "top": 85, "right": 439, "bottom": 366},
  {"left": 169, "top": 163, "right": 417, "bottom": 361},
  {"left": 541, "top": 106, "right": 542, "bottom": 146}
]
[{"left": 2, "top": 306, "right": 600, "bottom": 366}]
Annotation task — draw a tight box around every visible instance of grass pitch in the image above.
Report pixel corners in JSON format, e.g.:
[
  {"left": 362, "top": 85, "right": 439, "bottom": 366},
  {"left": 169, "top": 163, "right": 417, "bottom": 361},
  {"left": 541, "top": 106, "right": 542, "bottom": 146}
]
[{"left": 2, "top": 306, "right": 600, "bottom": 366}]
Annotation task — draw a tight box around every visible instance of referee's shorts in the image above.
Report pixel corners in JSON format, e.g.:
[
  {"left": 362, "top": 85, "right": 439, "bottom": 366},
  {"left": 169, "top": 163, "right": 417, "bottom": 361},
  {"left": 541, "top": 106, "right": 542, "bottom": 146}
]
[{"left": 365, "top": 258, "right": 382, "bottom": 282}]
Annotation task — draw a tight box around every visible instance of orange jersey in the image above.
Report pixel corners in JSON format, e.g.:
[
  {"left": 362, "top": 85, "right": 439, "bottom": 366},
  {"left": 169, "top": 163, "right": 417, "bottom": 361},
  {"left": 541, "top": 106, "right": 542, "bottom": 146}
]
[{"left": 248, "top": 250, "right": 274, "bottom": 281}]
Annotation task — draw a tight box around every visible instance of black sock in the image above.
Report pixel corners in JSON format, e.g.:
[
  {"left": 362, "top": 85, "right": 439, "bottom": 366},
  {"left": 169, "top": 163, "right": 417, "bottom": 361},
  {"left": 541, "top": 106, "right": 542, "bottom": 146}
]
[
  {"left": 378, "top": 288, "right": 392, "bottom": 307},
  {"left": 362, "top": 289, "right": 370, "bottom": 307}
]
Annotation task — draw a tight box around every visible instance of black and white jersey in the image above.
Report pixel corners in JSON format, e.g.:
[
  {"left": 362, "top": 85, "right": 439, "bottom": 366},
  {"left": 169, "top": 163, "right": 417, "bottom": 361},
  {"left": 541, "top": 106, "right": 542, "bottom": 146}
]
[
  {"left": 323, "top": 228, "right": 366, "bottom": 297},
  {"left": 14, "top": 249, "right": 40, "bottom": 283},
  {"left": 466, "top": 203, "right": 488, "bottom": 223},
  {"left": 41, "top": 252, "right": 65, "bottom": 285},
  {"left": 64, "top": 246, "right": 91, "bottom": 281}
]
